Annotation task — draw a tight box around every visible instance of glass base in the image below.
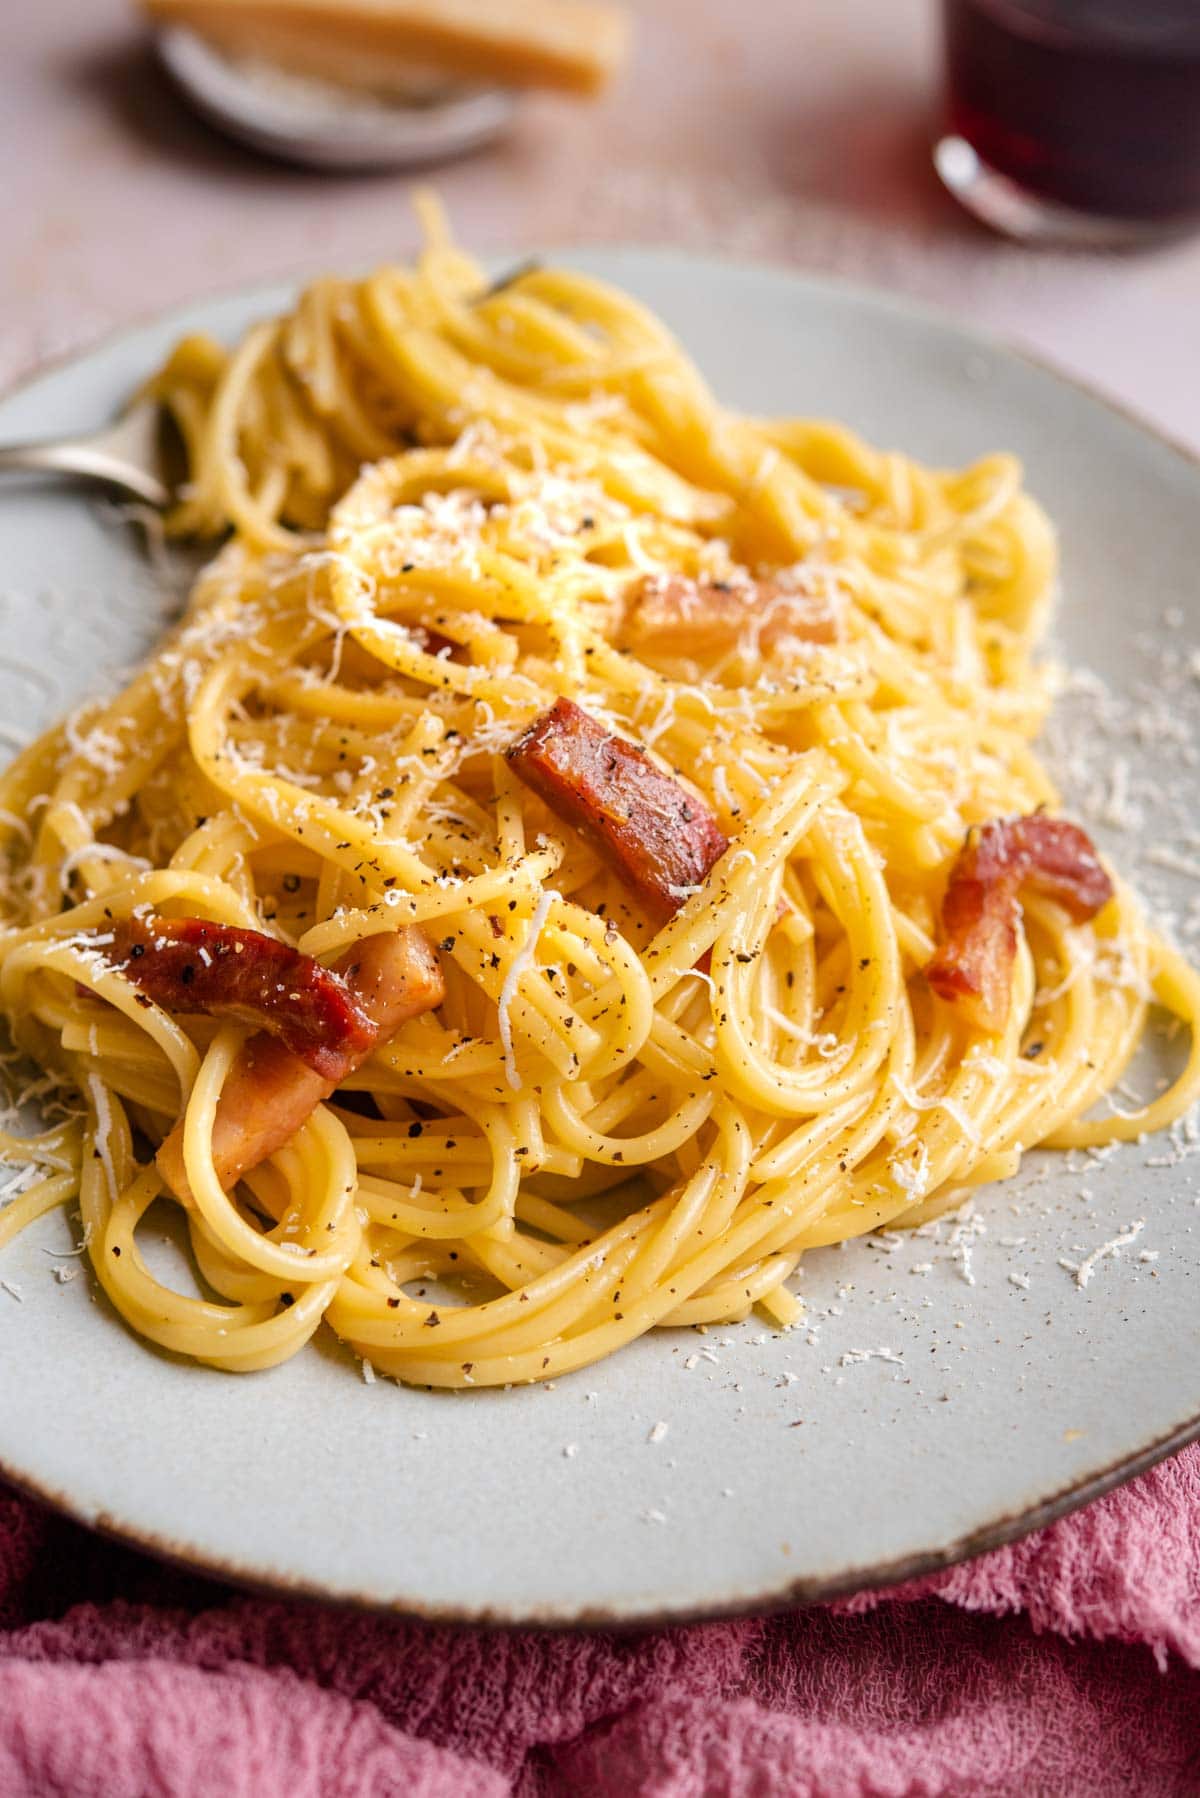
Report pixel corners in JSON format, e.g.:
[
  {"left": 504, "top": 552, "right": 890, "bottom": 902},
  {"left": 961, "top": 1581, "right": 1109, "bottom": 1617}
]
[{"left": 933, "top": 135, "right": 1197, "bottom": 250}]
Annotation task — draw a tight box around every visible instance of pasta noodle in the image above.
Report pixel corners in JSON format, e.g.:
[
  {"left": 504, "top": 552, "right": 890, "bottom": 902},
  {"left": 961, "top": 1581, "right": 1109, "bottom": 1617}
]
[{"left": 0, "top": 204, "right": 1197, "bottom": 1388}]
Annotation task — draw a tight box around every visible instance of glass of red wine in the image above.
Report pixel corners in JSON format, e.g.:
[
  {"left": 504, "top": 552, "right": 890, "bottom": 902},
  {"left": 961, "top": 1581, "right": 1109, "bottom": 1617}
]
[{"left": 936, "top": 0, "right": 1200, "bottom": 245}]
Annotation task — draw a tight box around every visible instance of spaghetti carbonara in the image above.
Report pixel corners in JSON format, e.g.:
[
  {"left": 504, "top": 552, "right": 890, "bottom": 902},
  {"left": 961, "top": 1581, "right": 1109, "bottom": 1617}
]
[{"left": 0, "top": 210, "right": 1197, "bottom": 1386}]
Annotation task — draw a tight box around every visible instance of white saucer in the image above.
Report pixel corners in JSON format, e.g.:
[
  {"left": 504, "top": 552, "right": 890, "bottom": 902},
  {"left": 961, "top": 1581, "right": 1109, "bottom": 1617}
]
[{"left": 156, "top": 25, "right": 517, "bottom": 170}]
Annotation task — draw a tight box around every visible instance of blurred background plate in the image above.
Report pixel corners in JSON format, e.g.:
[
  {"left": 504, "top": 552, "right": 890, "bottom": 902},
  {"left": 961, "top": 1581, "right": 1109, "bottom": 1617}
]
[
  {"left": 0, "top": 250, "right": 1198, "bottom": 1625},
  {"left": 155, "top": 24, "right": 518, "bottom": 170}
]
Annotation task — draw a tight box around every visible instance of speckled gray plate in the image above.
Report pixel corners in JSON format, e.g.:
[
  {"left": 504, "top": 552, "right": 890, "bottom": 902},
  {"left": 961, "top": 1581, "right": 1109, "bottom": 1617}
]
[{"left": 0, "top": 253, "right": 1198, "bottom": 1626}]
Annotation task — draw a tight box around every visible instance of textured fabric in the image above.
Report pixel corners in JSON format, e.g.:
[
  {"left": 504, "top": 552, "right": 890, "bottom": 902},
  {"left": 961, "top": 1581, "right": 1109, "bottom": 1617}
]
[{"left": 1, "top": 1449, "right": 1199, "bottom": 1796}]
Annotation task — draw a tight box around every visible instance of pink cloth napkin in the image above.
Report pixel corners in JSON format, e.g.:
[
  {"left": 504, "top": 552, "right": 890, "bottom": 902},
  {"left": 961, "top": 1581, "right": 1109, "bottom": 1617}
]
[{"left": 2, "top": 1447, "right": 1199, "bottom": 1797}]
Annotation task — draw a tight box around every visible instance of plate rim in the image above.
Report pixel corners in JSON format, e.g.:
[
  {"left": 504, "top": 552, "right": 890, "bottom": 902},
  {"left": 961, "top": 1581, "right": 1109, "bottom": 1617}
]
[
  {"left": 1, "top": 247, "right": 1198, "bottom": 1629},
  {"left": 3, "top": 1401, "right": 1199, "bottom": 1630}
]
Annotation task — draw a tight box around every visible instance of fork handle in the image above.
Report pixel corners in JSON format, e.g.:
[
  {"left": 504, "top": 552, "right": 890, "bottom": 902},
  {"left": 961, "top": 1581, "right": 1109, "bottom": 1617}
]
[{"left": 0, "top": 437, "right": 169, "bottom": 507}]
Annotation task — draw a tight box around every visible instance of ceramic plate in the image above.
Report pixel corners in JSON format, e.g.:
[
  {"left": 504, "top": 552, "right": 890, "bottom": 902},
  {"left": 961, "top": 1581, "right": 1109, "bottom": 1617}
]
[
  {"left": 0, "top": 253, "right": 1197, "bottom": 1625},
  {"left": 155, "top": 27, "right": 518, "bottom": 172}
]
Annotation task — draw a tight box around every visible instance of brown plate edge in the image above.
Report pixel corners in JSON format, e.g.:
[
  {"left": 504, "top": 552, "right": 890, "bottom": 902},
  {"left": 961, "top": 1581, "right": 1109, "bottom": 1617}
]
[{"left": 4, "top": 1401, "right": 1199, "bottom": 1633}]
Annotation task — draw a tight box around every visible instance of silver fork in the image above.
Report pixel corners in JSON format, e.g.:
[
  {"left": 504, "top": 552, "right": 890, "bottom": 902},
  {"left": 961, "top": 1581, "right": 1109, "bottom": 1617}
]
[{"left": 0, "top": 399, "right": 173, "bottom": 509}]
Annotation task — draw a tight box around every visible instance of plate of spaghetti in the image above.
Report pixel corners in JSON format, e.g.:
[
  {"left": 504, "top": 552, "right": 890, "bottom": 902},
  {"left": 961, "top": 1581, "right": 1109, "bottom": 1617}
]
[{"left": 0, "top": 214, "right": 1197, "bottom": 1623}]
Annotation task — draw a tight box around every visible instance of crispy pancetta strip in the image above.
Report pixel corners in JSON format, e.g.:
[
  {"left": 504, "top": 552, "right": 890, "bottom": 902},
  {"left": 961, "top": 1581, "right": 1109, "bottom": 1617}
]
[
  {"left": 506, "top": 697, "right": 728, "bottom": 919},
  {"left": 926, "top": 815, "right": 1114, "bottom": 1033},
  {"left": 148, "top": 927, "right": 445, "bottom": 1202},
  {"left": 108, "top": 915, "right": 375, "bottom": 1082},
  {"left": 620, "top": 573, "right": 839, "bottom": 663}
]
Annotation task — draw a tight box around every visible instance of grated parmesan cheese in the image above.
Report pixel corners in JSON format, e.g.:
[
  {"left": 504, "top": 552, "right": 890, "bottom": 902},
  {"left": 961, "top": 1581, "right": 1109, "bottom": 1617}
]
[
  {"left": 497, "top": 887, "right": 559, "bottom": 1091},
  {"left": 1058, "top": 1219, "right": 1145, "bottom": 1289}
]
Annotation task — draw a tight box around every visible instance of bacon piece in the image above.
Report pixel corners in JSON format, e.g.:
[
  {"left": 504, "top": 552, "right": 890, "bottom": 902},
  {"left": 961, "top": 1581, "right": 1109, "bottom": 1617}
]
[
  {"left": 109, "top": 915, "right": 375, "bottom": 1082},
  {"left": 506, "top": 697, "right": 728, "bottom": 920},
  {"left": 926, "top": 815, "right": 1114, "bottom": 1033},
  {"left": 621, "top": 573, "right": 839, "bottom": 663},
  {"left": 151, "top": 928, "right": 445, "bottom": 1202}
]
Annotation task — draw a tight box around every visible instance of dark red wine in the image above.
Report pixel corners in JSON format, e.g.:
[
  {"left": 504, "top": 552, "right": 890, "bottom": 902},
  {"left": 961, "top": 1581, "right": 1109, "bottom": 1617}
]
[{"left": 944, "top": 0, "right": 1200, "bottom": 222}]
